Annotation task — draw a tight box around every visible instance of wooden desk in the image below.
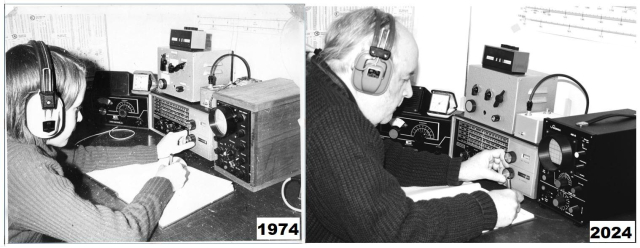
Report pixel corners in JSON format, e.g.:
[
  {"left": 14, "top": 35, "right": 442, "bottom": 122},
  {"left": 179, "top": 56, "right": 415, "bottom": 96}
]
[{"left": 67, "top": 126, "right": 301, "bottom": 241}]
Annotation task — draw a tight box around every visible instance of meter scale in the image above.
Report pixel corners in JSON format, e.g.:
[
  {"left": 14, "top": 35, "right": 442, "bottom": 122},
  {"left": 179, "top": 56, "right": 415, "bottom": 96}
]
[
  {"left": 524, "top": 6, "right": 636, "bottom": 23},
  {"left": 520, "top": 16, "right": 636, "bottom": 37}
]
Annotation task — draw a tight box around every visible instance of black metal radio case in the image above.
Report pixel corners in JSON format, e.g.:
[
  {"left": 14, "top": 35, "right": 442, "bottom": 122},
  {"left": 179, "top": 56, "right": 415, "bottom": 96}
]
[
  {"left": 379, "top": 112, "right": 454, "bottom": 155},
  {"left": 536, "top": 109, "right": 636, "bottom": 224}
]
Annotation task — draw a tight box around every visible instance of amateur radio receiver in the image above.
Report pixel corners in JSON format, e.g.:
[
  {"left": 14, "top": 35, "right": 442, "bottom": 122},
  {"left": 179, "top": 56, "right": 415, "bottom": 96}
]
[
  {"left": 210, "top": 78, "right": 300, "bottom": 192},
  {"left": 157, "top": 47, "right": 231, "bottom": 102},
  {"left": 537, "top": 109, "right": 636, "bottom": 224},
  {"left": 464, "top": 65, "right": 558, "bottom": 134},
  {"left": 149, "top": 92, "right": 217, "bottom": 161},
  {"left": 90, "top": 71, "right": 149, "bottom": 129},
  {"left": 450, "top": 115, "right": 541, "bottom": 199}
]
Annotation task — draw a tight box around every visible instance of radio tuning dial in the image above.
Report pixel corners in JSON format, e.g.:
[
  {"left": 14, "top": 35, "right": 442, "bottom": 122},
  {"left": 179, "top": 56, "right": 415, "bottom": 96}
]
[
  {"left": 554, "top": 177, "right": 570, "bottom": 188},
  {"left": 465, "top": 100, "right": 476, "bottom": 112},
  {"left": 187, "top": 120, "right": 196, "bottom": 131},
  {"left": 389, "top": 127, "right": 400, "bottom": 139},
  {"left": 159, "top": 79, "right": 168, "bottom": 89},
  {"left": 505, "top": 151, "right": 517, "bottom": 164},
  {"left": 118, "top": 109, "right": 128, "bottom": 118},
  {"left": 553, "top": 195, "right": 567, "bottom": 207}
]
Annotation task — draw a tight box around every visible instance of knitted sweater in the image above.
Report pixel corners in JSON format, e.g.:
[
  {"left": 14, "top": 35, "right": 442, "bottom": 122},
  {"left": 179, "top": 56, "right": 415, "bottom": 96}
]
[
  {"left": 306, "top": 58, "right": 497, "bottom": 242},
  {"left": 7, "top": 139, "right": 174, "bottom": 243}
]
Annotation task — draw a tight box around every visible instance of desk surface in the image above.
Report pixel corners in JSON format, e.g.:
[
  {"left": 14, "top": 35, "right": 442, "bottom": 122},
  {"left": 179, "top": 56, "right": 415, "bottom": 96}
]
[{"left": 68, "top": 125, "right": 301, "bottom": 241}]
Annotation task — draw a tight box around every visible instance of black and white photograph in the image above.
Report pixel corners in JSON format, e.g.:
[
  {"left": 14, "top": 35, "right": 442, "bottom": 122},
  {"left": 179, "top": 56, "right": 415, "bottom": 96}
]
[
  {"left": 304, "top": 1, "right": 637, "bottom": 243},
  {"left": 3, "top": 3, "right": 303, "bottom": 243}
]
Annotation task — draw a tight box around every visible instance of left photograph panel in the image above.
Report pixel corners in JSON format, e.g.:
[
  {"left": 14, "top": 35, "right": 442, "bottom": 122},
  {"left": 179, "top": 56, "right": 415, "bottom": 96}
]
[{"left": 4, "top": 4, "right": 303, "bottom": 243}]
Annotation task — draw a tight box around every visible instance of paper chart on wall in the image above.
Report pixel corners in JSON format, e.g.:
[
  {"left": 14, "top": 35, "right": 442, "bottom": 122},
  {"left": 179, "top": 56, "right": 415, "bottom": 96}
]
[
  {"left": 518, "top": 5, "right": 637, "bottom": 45},
  {"left": 5, "top": 13, "right": 110, "bottom": 70},
  {"left": 305, "top": 6, "right": 415, "bottom": 49}
]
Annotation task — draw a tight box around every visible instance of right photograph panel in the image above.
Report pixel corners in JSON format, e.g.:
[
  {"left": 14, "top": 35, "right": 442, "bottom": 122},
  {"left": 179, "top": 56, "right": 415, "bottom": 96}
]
[{"left": 304, "top": 3, "right": 637, "bottom": 243}]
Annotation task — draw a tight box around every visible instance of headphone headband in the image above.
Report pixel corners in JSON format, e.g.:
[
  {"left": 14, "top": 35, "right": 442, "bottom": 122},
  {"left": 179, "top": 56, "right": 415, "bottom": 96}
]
[
  {"left": 369, "top": 10, "right": 395, "bottom": 60},
  {"left": 28, "top": 40, "right": 58, "bottom": 110}
]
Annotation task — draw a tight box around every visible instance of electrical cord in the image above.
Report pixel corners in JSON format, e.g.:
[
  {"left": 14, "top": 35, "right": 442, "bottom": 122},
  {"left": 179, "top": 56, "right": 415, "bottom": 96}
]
[
  {"left": 74, "top": 126, "right": 136, "bottom": 146},
  {"left": 208, "top": 53, "right": 251, "bottom": 85},
  {"left": 281, "top": 177, "right": 301, "bottom": 212},
  {"left": 527, "top": 73, "right": 589, "bottom": 115}
]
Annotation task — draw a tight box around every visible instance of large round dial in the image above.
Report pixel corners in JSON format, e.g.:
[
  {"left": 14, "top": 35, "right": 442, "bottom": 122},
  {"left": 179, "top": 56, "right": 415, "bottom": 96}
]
[
  {"left": 212, "top": 106, "right": 237, "bottom": 137},
  {"left": 410, "top": 124, "right": 435, "bottom": 140},
  {"left": 116, "top": 101, "right": 135, "bottom": 117}
]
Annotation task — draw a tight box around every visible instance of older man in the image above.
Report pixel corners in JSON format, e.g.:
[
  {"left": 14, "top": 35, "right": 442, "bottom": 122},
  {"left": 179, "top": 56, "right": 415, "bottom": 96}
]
[{"left": 306, "top": 8, "right": 523, "bottom": 242}]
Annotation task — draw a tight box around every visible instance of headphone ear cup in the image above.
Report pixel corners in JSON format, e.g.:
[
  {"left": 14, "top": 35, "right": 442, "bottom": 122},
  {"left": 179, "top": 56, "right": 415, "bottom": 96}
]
[
  {"left": 352, "top": 53, "right": 393, "bottom": 95},
  {"left": 25, "top": 92, "right": 65, "bottom": 139}
]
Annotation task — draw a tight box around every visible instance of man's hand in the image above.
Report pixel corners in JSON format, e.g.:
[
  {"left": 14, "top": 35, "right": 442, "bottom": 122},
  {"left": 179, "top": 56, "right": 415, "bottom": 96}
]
[
  {"left": 458, "top": 149, "right": 509, "bottom": 183},
  {"left": 157, "top": 130, "right": 196, "bottom": 159},
  {"left": 487, "top": 189, "right": 524, "bottom": 229}
]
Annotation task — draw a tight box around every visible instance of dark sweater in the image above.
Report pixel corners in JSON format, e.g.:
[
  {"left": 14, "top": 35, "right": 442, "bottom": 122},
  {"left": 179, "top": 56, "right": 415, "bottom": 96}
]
[
  {"left": 306, "top": 58, "right": 497, "bottom": 242},
  {"left": 7, "top": 140, "right": 174, "bottom": 243}
]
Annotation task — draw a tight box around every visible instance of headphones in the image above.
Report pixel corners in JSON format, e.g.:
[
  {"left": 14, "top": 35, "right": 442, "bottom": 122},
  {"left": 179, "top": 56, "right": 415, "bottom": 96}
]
[
  {"left": 352, "top": 9, "right": 396, "bottom": 96},
  {"left": 25, "top": 40, "right": 65, "bottom": 139}
]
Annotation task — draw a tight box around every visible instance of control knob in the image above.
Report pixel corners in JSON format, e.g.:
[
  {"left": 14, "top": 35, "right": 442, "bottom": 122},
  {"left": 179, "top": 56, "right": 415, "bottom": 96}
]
[
  {"left": 99, "top": 107, "right": 107, "bottom": 115},
  {"left": 554, "top": 177, "right": 569, "bottom": 188},
  {"left": 158, "top": 79, "right": 168, "bottom": 89},
  {"left": 465, "top": 100, "right": 476, "bottom": 113},
  {"left": 175, "top": 86, "right": 184, "bottom": 92},
  {"left": 553, "top": 195, "right": 567, "bottom": 207},
  {"left": 504, "top": 151, "right": 517, "bottom": 164}
]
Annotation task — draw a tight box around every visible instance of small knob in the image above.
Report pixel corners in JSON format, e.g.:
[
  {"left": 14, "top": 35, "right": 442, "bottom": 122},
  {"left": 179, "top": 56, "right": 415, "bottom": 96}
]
[
  {"left": 493, "top": 90, "right": 505, "bottom": 107},
  {"left": 502, "top": 167, "right": 515, "bottom": 179},
  {"left": 389, "top": 127, "right": 400, "bottom": 139},
  {"left": 158, "top": 79, "right": 168, "bottom": 89},
  {"left": 165, "top": 122, "right": 174, "bottom": 132},
  {"left": 505, "top": 151, "right": 517, "bottom": 164},
  {"left": 465, "top": 100, "right": 476, "bottom": 112},
  {"left": 571, "top": 186, "right": 583, "bottom": 194},
  {"left": 491, "top": 115, "right": 501, "bottom": 122},
  {"left": 553, "top": 195, "right": 566, "bottom": 207},
  {"left": 237, "top": 129, "right": 246, "bottom": 138},
  {"left": 99, "top": 107, "right": 107, "bottom": 115},
  {"left": 484, "top": 89, "right": 492, "bottom": 101},
  {"left": 235, "top": 114, "right": 246, "bottom": 123},
  {"left": 574, "top": 151, "right": 585, "bottom": 159},
  {"left": 118, "top": 109, "right": 128, "bottom": 118},
  {"left": 460, "top": 150, "right": 470, "bottom": 160},
  {"left": 471, "top": 84, "right": 480, "bottom": 96},
  {"left": 554, "top": 177, "right": 569, "bottom": 188},
  {"left": 236, "top": 157, "right": 246, "bottom": 165},
  {"left": 187, "top": 119, "right": 196, "bottom": 131},
  {"left": 175, "top": 86, "right": 184, "bottom": 92},
  {"left": 235, "top": 143, "right": 246, "bottom": 152},
  {"left": 186, "top": 134, "right": 196, "bottom": 144}
]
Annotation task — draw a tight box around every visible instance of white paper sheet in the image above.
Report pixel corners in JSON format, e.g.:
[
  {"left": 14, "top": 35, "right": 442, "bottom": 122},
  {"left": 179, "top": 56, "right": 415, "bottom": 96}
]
[
  {"left": 402, "top": 182, "right": 535, "bottom": 232},
  {"left": 87, "top": 162, "right": 234, "bottom": 228}
]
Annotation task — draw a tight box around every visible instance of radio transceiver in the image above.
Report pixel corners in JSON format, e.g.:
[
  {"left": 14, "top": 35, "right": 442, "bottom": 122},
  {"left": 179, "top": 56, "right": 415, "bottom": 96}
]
[
  {"left": 157, "top": 47, "right": 231, "bottom": 102},
  {"left": 210, "top": 78, "right": 300, "bottom": 192},
  {"left": 149, "top": 92, "right": 217, "bottom": 161},
  {"left": 379, "top": 112, "right": 454, "bottom": 155},
  {"left": 89, "top": 71, "right": 149, "bottom": 129},
  {"left": 464, "top": 65, "right": 558, "bottom": 134},
  {"left": 537, "top": 109, "right": 636, "bottom": 224},
  {"left": 450, "top": 115, "right": 540, "bottom": 199}
]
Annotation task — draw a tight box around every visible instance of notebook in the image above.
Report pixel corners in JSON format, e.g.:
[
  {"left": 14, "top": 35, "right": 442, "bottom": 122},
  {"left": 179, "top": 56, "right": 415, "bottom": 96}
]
[
  {"left": 401, "top": 182, "right": 535, "bottom": 232},
  {"left": 87, "top": 161, "right": 234, "bottom": 228}
]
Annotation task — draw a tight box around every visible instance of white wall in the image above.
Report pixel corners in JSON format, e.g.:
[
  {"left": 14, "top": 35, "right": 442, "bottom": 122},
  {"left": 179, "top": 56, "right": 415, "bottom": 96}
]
[
  {"left": 413, "top": 0, "right": 639, "bottom": 115},
  {"left": 6, "top": 5, "right": 305, "bottom": 87}
]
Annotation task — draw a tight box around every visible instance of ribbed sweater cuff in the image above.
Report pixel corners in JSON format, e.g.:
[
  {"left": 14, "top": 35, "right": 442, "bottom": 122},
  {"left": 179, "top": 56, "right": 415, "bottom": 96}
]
[
  {"left": 470, "top": 191, "right": 498, "bottom": 230},
  {"left": 133, "top": 177, "right": 174, "bottom": 205},
  {"left": 446, "top": 156, "right": 463, "bottom": 186}
]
